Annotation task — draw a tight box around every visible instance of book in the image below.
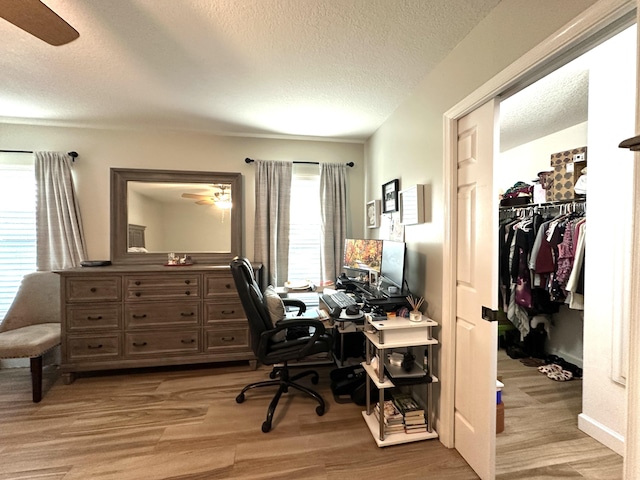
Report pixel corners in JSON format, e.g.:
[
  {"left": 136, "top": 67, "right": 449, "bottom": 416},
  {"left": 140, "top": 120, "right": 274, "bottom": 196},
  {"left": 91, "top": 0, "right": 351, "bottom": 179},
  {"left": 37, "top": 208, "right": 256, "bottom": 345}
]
[
  {"left": 404, "top": 416, "right": 427, "bottom": 426},
  {"left": 375, "top": 400, "right": 404, "bottom": 425},
  {"left": 405, "top": 425, "right": 428, "bottom": 434},
  {"left": 392, "top": 393, "right": 425, "bottom": 417}
]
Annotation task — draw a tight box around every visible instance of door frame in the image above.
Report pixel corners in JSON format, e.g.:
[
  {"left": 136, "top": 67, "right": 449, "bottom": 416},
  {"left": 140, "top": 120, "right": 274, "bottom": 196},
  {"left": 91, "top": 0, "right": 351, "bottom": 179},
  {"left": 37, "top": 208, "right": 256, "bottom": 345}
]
[{"left": 440, "top": 0, "right": 636, "bottom": 460}]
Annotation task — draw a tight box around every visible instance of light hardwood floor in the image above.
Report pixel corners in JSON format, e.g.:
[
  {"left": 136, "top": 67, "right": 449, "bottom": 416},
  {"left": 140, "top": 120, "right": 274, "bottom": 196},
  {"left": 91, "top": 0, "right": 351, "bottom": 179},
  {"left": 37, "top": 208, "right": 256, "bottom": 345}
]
[
  {"left": 0, "top": 352, "right": 623, "bottom": 480},
  {"left": 496, "top": 349, "right": 623, "bottom": 479},
  {"left": 0, "top": 361, "right": 476, "bottom": 480}
]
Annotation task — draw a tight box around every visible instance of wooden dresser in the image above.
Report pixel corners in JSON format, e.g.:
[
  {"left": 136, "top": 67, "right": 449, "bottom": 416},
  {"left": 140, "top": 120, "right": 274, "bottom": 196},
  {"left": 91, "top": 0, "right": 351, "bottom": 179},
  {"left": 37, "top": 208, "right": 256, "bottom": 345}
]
[{"left": 57, "top": 264, "right": 257, "bottom": 383}]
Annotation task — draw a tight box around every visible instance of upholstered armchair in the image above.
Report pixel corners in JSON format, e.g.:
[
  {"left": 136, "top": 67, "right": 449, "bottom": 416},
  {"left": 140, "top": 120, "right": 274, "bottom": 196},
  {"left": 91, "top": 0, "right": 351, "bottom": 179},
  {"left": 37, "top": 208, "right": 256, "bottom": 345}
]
[{"left": 0, "top": 272, "right": 60, "bottom": 402}]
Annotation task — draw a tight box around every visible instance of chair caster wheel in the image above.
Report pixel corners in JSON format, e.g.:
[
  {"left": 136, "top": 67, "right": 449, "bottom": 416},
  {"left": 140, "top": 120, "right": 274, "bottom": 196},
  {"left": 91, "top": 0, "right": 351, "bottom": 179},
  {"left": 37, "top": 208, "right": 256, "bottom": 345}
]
[
  {"left": 236, "top": 393, "right": 245, "bottom": 403},
  {"left": 269, "top": 370, "right": 278, "bottom": 379},
  {"left": 316, "top": 405, "right": 325, "bottom": 416},
  {"left": 262, "top": 421, "right": 271, "bottom": 433},
  {"left": 311, "top": 374, "right": 319, "bottom": 385}
]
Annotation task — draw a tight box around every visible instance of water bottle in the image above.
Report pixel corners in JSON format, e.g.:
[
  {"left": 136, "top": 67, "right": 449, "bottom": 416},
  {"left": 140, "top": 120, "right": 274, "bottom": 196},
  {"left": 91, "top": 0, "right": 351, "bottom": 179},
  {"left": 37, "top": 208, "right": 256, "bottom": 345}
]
[{"left": 423, "top": 349, "right": 430, "bottom": 376}]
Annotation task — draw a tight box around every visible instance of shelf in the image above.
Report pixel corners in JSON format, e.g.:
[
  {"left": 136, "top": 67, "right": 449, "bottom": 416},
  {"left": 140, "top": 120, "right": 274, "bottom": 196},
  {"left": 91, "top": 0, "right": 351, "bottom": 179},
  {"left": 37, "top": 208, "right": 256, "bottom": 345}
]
[
  {"left": 363, "top": 330, "right": 438, "bottom": 350},
  {"left": 361, "top": 411, "right": 438, "bottom": 447},
  {"left": 362, "top": 362, "right": 394, "bottom": 388}
]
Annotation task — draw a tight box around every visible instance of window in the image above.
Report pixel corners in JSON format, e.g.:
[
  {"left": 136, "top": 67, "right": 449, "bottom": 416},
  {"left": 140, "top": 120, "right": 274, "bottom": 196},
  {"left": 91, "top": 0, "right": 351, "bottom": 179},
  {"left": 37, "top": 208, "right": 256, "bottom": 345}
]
[
  {"left": 287, "top": 164, "right": 321, "bottom": 284},
  {"left": 0, "top": 156, "right": 36, "bottom": 320}
]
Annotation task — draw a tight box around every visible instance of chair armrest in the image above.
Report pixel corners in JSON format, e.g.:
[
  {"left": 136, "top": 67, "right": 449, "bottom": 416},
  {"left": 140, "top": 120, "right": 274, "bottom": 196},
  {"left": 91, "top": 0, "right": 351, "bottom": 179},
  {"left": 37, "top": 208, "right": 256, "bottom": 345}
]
[{"left": 282, "top": 298, "right": 307, "bottom": 315}]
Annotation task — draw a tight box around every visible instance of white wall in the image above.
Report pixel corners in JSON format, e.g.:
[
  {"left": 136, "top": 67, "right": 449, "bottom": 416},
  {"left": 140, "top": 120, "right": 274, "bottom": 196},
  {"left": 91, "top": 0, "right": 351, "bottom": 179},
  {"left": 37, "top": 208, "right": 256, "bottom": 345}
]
[
  {"left": 497, "top": 122, "right": 588, "bottom": 193},
  {"left": 1, "top": 124, "right": 364, "bottom": 262},
  {"left": 579, "top": 24, "right": 637, "bottom": 454},
  {"left": 365, "top": 0, "right": 600, "bottom": 446}
]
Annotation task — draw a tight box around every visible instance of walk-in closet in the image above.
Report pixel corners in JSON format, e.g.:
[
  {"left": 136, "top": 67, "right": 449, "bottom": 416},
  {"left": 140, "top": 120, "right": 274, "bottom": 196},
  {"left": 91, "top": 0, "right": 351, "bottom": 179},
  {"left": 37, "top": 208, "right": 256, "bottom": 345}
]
[{"left": 494, "top": 22, "right": 636, "bottom": 460}]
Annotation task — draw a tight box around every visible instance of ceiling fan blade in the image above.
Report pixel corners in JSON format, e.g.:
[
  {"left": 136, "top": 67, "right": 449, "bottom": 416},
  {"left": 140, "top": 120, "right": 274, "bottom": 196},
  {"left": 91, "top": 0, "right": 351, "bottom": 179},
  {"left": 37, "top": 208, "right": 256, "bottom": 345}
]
[
  {"left": 196, "top": 200, "right": 215, "bottom": 205},
  {"left": 181, "top": 193, "right": 210, "bottom": 200},
  {"left": 0, "top": 0, "right": 79, "bottom": 46}
]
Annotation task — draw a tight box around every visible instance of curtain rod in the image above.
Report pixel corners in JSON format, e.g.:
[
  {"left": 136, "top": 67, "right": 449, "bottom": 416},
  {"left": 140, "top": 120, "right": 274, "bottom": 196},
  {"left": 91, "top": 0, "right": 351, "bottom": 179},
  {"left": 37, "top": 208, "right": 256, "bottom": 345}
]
[
  {"left": 0, "top": 149, "right": 79, "bottom": 161},
  {"left": 244, "top": 157, "right": 354, "bottom": 167}
]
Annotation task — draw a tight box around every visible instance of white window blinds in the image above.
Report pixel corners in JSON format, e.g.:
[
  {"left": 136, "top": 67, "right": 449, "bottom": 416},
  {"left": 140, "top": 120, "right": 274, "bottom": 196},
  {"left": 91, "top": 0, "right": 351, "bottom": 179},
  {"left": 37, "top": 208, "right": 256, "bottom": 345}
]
[
  {"left": 0, "top": 157, "right": 36, "bottom": 320},
  {"left": 287, "top": 164, "right": 321, "bottom": 285}
]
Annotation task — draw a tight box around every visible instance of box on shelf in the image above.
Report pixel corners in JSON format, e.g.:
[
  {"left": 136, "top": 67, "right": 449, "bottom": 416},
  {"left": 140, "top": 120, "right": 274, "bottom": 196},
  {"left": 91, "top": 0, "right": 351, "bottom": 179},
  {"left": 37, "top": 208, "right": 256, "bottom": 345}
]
[
  {"left": 496, "top": 401, "right": 505, "bottom": 434},
  {"left": 550, "top": 146, "right": 587, "bottom": 201}
]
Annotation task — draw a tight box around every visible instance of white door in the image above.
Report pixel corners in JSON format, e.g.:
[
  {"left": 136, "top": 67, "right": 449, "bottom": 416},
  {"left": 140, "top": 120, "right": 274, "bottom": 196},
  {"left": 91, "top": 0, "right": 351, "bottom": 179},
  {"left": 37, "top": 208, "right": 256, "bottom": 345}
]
[{"left": 454, "top": 99, "right": 499, "bottom": 480}]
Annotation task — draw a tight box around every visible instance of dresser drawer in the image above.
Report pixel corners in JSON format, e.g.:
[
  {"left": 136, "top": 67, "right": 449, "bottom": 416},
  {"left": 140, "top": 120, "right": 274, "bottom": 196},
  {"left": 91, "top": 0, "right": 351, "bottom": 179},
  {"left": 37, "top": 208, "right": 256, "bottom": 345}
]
[
  {"left": 66, "top": 305, "right": 122, "bottom": 331},
  {"left": 125, "top": 275, "right": 201, "bottom": 301},
  {"left": 125, "top": 302, "right": 200, "bottom": 328},
  {"left": 65, "top": 277, "right": 121, "bottom": 302},
  {"left": 125, "top": 330, "right": 200, "bottom": 356},
  {"left": 204, "top": 300, "right": 245, "bottom": 323},
  {"left": 204, "top": 273, "right": 238, "bottom": 298},
  {"left": 66, "top": 334, "right": 121, "bottom": 361},
  {"left": 205, "top": 326, "right": 249, "bottom": 351}
]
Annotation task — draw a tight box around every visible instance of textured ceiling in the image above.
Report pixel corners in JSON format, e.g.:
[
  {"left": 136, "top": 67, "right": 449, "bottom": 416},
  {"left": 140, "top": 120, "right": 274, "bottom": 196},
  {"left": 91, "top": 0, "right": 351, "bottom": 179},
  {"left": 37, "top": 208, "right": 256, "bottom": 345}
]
[
  {"left": 0, "top": 0, "right": 503, "bottom": 141},
  {"left": 500, "top": 60, "right": 590, "bottom": 152}
]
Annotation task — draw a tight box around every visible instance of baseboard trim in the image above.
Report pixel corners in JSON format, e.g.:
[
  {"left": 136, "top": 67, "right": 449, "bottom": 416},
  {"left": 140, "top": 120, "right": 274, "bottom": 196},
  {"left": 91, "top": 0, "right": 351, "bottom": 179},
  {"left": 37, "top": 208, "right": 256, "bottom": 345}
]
[
  {"left": 545, "top": 347, "right": 583, "bottom": 369},
  {"left": 578, "top": 413, "right": 625, "bottom": 456}
]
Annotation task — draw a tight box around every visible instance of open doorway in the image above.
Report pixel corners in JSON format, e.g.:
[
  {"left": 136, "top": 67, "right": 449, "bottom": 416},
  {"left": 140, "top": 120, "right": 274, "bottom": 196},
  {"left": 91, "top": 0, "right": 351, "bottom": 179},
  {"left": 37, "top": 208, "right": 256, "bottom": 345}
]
[{"left": 494, "top": 23, "right": 636, "bottom": 475}]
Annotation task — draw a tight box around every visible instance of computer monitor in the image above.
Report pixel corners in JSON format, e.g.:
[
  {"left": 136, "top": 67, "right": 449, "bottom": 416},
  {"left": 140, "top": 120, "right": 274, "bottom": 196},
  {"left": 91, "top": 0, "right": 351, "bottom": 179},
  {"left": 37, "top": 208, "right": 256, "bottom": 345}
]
[
  {"left": 379, "top": 240, "right": 406, "bottom": 294},
  {"left": 343, "top": 238, "right": 383, "bottom": 274}
]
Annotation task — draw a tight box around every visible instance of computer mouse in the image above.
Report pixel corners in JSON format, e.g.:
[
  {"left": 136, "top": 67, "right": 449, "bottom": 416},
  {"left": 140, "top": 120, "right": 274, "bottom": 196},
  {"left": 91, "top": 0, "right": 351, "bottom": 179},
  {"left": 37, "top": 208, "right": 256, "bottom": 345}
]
[{"left": 345, "top": 305, "right": 360, "bottom": 316}]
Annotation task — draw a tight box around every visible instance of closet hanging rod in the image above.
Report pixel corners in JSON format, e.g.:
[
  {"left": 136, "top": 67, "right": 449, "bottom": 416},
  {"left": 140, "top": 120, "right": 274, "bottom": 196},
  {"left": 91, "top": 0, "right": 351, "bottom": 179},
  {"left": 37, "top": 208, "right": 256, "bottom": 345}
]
[
  {"left": 499, "top": 198, "right": 585, "bottom": 210},
  {"left": 0, "top": 149, "right": 79, "bottom": 161},
  {"left": 244, "top": 157, "right": 354, "bottom": 167}
]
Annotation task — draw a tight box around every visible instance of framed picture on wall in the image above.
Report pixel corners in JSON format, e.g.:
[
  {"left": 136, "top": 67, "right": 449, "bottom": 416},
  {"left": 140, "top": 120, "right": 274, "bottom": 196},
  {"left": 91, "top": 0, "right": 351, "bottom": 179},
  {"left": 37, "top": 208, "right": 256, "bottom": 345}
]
[
  {"left": 366, "top": 200, "right": 380, "bottom": 228},
  {"left": 382, "top": 179, "right": 399, "bottom": 213}
]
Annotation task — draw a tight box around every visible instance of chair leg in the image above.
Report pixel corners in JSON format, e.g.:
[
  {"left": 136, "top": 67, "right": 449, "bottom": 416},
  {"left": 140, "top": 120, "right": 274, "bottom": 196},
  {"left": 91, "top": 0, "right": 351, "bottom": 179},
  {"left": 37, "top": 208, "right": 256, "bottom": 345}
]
[
  {"left": 30, "top": 356, "right": 43, "bottom": 403},
  {"left": 290, "top": 369, "right": 319, "bottom": 383},
  {"left": 286, "top": 381, "right": 325, "bottom": 413}
]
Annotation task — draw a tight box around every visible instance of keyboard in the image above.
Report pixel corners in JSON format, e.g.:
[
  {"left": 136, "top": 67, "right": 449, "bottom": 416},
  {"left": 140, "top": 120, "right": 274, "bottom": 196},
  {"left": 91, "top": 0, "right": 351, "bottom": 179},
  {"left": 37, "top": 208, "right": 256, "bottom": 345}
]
[{"left": 321, "top": 291, "right": 357, "bottom": 309}]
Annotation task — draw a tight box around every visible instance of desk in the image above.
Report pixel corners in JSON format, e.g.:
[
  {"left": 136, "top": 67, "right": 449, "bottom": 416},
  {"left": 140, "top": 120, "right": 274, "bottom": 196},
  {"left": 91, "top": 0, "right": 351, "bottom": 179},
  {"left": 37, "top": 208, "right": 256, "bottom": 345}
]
[{"left": 318, "top": 290, "right": 366, "bottom": 367}]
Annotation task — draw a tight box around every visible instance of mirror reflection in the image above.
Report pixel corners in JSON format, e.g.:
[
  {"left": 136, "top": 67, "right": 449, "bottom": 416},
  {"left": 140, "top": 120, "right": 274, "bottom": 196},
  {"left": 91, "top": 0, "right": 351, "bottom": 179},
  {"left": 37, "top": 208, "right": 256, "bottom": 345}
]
[
  {"left": 127, "top": 182, "right": 232, "bottom": 253},
  {"left": 110, "top": 168, "right": 243, "bottom": 265}
]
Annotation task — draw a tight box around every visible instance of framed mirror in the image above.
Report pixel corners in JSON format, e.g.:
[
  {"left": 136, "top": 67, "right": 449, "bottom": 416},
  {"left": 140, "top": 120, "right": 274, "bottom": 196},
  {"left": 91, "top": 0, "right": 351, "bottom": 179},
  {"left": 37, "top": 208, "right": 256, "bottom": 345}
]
[{"left": 111, "top": 168, "right": 242, "bottom": 265}]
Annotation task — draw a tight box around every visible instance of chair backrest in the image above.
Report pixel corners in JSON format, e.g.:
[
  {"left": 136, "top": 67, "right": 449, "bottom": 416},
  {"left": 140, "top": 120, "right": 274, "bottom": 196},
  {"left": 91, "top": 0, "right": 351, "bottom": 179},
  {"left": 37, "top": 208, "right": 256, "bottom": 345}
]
[
  {"left": 230, "top": 257, "right": 273, "bottom": 356},
  {"left": 0, "top": 271, "right": 60, "bottom": 333}
]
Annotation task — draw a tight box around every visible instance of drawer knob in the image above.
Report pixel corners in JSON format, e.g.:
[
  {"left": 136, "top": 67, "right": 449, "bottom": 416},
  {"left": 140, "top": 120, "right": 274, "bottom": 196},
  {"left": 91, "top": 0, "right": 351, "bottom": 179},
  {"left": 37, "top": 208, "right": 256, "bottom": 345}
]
[
  {"left": 132, "top": 314, "right": 147, "bottom": 319},
  {"left": 185, "top": 279, "right": 191, "bottom": 285},
  {"left": 87, "top": 315, "right": 103, "bottom": 321},
  {"left": 135, "top": 292, "right": 141, "bottom": 297},
  {"left": 225, "top": 283, "right": 231, "bottom": 289},
  {"left": 87, "top": 344, "right": 103, "bottom": 349},
  {"left": 90, "top": 287, "right": 97, "bottom": 293},
  {"left": 185, "top": 291, "right": 191, "bottom": 296},
  {"left": 221, "top": 336, "right": 235, "bottom": 342},
  {"left": 221, "top": 310, "right": 235, "bottom": 315},
  {"left": 181, "top": 339, "right": 195, "bottom": 344},
  {"left": 132, "top": 341, "right": 147, "bottom": 347},
  {"left": 135, "top": 281, "right": 141, "bottom": 286},
  {"left": 180, "top": 312, "right": 195, "bottom": 317}
]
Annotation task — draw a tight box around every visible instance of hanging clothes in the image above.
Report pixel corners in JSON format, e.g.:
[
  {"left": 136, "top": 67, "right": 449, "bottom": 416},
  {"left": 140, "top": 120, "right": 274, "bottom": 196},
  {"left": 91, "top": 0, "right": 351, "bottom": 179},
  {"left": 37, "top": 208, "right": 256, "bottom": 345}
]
[{"left": 498, "top": 201, "right": 586, "bottom": 337}]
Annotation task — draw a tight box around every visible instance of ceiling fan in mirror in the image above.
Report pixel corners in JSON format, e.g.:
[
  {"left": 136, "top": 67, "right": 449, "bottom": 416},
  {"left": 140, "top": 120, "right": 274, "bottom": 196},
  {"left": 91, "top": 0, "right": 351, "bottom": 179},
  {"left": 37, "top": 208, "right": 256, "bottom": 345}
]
[
  {"left": 0, "top": 0, "right": 79, "bottom": 46},
  {"left": 181, "top": 185, "right": 232, "bottom": 209}
]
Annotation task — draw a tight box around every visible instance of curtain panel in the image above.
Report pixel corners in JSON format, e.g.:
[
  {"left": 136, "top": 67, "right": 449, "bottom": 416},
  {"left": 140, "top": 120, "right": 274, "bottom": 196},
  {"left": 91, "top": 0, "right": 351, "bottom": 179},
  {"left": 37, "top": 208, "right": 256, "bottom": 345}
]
[
  {"left": 320, "top": 163, "right": 347, "bottom": 282},
  {"left": 254, "top": 160, "right": 292, "bottom": 287},
  {"left": 35, "top": 151, "right": 87, "bottom": 271}
]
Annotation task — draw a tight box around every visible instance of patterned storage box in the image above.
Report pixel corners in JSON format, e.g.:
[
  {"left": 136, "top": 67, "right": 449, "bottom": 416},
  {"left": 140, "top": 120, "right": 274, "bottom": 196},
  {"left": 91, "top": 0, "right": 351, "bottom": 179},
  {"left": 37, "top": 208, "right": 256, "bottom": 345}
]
[{"left": 550, "top": 146, "right": 587, "bottom": 201}]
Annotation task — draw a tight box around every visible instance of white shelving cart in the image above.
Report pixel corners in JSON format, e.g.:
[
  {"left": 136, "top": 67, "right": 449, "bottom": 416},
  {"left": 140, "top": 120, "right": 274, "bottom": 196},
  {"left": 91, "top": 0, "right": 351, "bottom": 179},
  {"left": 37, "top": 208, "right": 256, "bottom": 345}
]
[{"left": 362, "top": 313, "right": 439, "bottom": 447}]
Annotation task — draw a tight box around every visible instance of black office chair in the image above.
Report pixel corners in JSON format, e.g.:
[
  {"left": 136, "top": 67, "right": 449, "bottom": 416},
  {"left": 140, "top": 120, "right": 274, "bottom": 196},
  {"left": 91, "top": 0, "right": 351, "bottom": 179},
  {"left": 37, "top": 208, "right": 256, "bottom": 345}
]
[{"left": 230, "top": 257, "right": 333, "bottom": 432}]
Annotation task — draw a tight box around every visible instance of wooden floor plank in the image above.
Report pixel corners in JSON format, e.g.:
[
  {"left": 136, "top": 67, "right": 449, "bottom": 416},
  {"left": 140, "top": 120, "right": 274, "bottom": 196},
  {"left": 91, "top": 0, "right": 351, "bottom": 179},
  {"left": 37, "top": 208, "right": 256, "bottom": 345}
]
[{"left": 0, "top": 350, "right": 623, "bottom": 479}]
